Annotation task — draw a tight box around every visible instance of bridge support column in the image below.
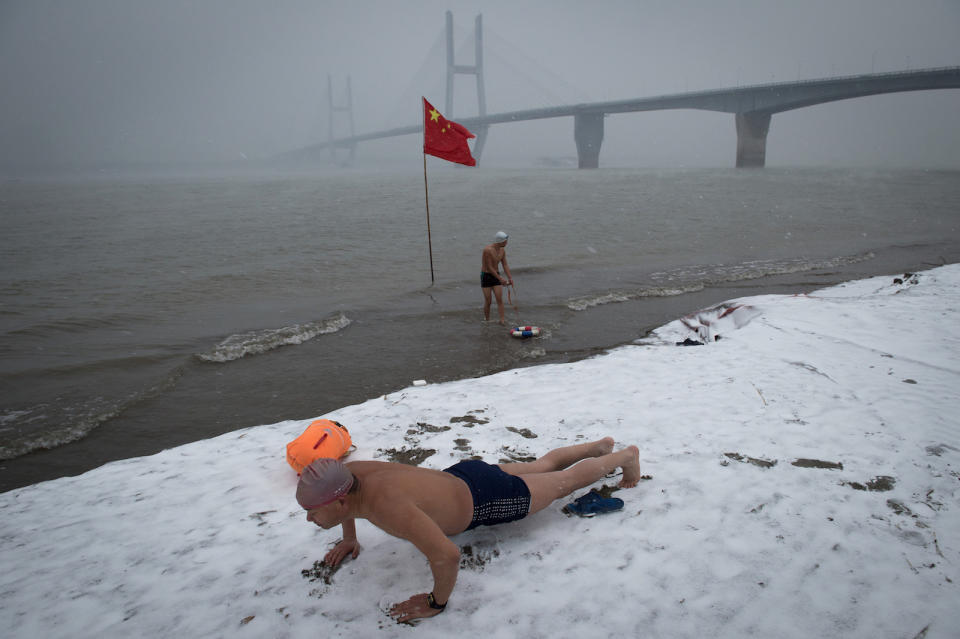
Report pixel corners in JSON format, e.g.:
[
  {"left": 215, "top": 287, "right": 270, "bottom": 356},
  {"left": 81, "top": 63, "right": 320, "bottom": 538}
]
[
  {"left": 328, "top": 75, "right": 356, "bottom": 166},
  {"left": 473, "top": 125, "right": 490, "bottom": 164},
  {"left": 574, "top": 112, "right": 604, "bottom": 169},
  {"left": 445, "top": 12, "right": 488, "bottom": 164},
  {"left": 735, "top": 112, "right": 771, "bottom": 168}
]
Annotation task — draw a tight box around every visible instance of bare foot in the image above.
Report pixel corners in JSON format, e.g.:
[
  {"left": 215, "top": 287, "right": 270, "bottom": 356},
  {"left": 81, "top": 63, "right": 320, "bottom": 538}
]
[
  {"left": 593, "top": 437, "right": 615, "bottom": 457},
  {"left": 618, "top": 445, "right": 642, "bottom": 488}
]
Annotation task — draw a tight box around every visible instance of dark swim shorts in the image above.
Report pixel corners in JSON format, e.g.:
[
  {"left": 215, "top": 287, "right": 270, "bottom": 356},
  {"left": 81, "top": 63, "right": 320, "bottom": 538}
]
[
  {"left": 480, "top": 272, "right": 501, "bottom": 288},
  {"left": 443, "top": 460, "right": 531, "bottom": 530}
]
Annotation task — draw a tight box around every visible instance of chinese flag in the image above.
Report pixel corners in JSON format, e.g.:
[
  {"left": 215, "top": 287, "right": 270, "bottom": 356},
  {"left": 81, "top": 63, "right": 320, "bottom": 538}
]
[{"left": 422, "top": 97, "right": 476, "bottom": 166}]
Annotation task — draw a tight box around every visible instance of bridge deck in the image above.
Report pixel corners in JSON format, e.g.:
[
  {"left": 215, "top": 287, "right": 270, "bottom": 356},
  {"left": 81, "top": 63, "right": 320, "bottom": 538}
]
[{"left": 282, "top": 67, "right": 960, "bottom": 157}]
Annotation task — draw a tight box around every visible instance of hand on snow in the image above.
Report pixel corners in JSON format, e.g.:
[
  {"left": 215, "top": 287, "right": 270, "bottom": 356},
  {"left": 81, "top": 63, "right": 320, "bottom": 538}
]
[{"left": 324, "top": 538, "right": 360, "bottom": 566}]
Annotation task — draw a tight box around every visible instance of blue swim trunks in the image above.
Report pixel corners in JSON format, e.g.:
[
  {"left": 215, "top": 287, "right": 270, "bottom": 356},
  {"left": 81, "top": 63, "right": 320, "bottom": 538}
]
[{"left": 443, "top": 460, "right": 531, "bottom": 530}]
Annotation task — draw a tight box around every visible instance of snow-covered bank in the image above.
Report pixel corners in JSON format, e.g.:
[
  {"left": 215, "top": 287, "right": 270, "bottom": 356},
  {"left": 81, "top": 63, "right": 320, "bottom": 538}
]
[{"left": 1, "top": 266, "right": 958, "bottom": 639}]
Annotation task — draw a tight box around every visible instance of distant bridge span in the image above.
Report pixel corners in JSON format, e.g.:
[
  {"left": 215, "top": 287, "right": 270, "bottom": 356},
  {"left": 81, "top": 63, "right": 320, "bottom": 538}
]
[{"left": 282, "top": 66, "right": 960, "bottom": 168}]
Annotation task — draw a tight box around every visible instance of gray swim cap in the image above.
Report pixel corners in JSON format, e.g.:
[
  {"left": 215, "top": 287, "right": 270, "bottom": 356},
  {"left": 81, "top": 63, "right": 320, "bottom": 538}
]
[
  {"left": 494, "top": 231, "right": 508, "bottom": 243},
  {"left": 296, "top": 458, "right": 354, "bottom": 509}
]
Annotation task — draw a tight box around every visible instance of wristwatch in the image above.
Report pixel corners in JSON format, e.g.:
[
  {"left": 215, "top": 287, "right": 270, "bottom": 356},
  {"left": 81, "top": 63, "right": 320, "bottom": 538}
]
[{"left": 427, "top": 592, "right": 447, "bottom": 611}]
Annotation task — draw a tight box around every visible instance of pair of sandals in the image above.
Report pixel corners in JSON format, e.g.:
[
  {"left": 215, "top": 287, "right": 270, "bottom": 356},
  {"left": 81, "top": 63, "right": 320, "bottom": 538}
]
[{"left": 563, "top": 489, "right": 624, "bottom": 517}]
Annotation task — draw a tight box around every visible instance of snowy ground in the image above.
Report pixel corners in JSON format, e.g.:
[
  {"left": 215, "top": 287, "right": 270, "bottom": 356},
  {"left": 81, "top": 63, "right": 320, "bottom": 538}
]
[{"left": 1, "top": 266, "right": 958, "bottom": 639}]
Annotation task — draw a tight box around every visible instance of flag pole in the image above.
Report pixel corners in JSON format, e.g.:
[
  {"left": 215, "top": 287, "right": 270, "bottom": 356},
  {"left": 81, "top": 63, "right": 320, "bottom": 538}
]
[
  {"left": 423, "top": 153, "right": 435, "bottom": 283},
  {"left": 421, "top": 95, "right": 475, "bottom": 284}
]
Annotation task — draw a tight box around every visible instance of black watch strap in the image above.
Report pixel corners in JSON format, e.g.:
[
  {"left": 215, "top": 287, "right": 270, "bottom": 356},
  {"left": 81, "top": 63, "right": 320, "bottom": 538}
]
[{"left": 427, "top": 592, "right": 447, "bottom": 610}]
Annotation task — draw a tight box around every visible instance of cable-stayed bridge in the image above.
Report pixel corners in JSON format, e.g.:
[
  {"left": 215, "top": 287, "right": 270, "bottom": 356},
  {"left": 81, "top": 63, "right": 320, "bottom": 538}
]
[{"left": 281, "top": 12, "right": 960, "bottom": 169}]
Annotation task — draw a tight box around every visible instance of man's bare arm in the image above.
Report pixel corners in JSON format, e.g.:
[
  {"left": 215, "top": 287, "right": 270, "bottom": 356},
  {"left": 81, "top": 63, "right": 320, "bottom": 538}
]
[
  {"left": 324, "top": 518, "right": 359, "bottom": 566},
  {"left": 379, "top": 502, "right": 461, "bottom": 621},
  {"left": 500, "top": 253, "right": 513, "bottom": 285}
]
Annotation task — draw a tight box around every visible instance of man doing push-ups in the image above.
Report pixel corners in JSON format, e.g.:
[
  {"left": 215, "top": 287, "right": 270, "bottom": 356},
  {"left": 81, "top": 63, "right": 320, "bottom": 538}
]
[{"left": 296, "top": 437, "right": 641, "bottom": 623}]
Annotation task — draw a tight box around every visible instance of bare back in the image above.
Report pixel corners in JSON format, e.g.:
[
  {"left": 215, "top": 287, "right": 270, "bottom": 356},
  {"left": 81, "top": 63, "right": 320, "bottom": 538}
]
[
  {"left": 346, "top": 461, "right": 474, "bottom": 535},
  {"left": 481, "top": 243, "right": 505, "bottom": 276}
]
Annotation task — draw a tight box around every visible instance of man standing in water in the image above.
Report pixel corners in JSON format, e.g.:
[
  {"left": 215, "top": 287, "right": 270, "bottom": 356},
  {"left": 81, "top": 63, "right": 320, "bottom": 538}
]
[
  {"left": 297, "top": 437, "right": 641, "bottom": 623},
  {"left": 481, "top": 230, "right": 514, "bottom": 324}
]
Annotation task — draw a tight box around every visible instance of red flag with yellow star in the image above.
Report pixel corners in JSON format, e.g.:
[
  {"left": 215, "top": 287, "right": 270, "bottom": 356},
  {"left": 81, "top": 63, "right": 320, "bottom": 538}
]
[{"left": 422, "top": 97, "right": 476, "bottom": 166}]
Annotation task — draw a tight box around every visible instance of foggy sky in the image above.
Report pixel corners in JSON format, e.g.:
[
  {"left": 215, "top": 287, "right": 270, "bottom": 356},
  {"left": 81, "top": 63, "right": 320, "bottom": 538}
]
[{"left": 1, "top": 0, "right": 958, "bottom": 173}]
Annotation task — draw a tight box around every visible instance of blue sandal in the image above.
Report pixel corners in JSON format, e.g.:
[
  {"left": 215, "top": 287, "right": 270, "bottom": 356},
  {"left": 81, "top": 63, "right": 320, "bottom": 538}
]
[{"left": 563, "top": 490, "right": 624, "bottom": 517}]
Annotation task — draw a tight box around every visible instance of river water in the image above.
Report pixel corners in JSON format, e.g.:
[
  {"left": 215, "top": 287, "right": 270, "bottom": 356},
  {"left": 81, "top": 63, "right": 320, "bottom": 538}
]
[{"left": 2, "top": 166, "right": 958, "bottom": 491}]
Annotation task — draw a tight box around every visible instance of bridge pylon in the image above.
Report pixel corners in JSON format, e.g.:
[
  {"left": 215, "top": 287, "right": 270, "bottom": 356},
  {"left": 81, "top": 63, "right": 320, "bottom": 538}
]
[
  {"left": 327, "top": 75, "right": 356, "bottom": 166},
  {"left": 445, "top": 11, "right": 488, "bottom": 163},
  {"left": 574, "top": 111, "right": 604, "bottom": 169},
  {"left": 735, "top": 111, "right": 771, "bottom": 168}
]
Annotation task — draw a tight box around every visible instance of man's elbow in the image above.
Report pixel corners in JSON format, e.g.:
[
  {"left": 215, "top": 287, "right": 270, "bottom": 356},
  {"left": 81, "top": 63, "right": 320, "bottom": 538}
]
[{"left": 433, "top": 541, "right": 461, "bottom": 569}]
